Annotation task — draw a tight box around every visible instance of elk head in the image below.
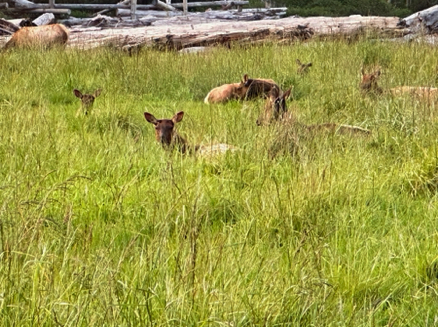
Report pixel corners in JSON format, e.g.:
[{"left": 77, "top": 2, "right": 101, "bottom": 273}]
[
  {"left": 144, "top": 111, "right": 185, "bottom": 149},
  {"left": 360, "top": 68, "right": 382, "bottom": 94},
  {"left": 73, "top": 89, "right": 101, "bottom": 115}
]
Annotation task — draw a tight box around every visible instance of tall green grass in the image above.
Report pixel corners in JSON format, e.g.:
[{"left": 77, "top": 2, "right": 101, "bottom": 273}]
[{"left": 1, "top": 39, "right": 438, "bottom": 325}]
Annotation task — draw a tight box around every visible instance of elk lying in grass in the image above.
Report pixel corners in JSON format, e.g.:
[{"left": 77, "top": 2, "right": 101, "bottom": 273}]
[
  {"left": 204, "top": 74, "right": 279, "bottom": 104},
  {"left": 359, "top": 68, "right": 382, "bottom": 94},
  {"left": 3, "top": 24, "right": 69, "bottom": 50},
  {"left": 258, "top": 86, "right": 371, "bottom": 135},
  {"left": 296, "top": 59, "right": 312, "bottom": 75},
  {"left": 73, "top": 89, "right": 101, "bottom": 116},
  {"left": 144, "top": 111, "right": 237, "bottom": 156},
  {"left": 360, "top": 68, "right": 438, "bottom": 101}
]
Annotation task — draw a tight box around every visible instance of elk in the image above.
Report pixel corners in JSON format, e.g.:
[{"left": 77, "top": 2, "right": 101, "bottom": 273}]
[
  {"left": 73, "top": 89, "right": 101, "bottom": 115},
  {"left": 296, "top": 59, "right": 312, "bottom": 75},
  {"left": 259, "top": 85, "right": 371, "bottom": 135},
  {"left": 359, "top": 68, "right": 383, "bottom": 94},
  {"left": 204, "top": 74, "right": 279, "bottom": 104},
  {"left": 144, "top": 111, "right": 237, "bottom": 156},
  {"left": 360, "top": 68, "right": 438, "bottom": 102},
  {"left": 257, "top": 86, "right": 293, "bottom": 126},
  {"left": 3, "top": 24, "right": 69, "bottom": 50}
]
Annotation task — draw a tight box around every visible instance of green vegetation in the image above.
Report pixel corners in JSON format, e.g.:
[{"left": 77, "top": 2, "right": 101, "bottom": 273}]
[{"left": 2, "top": 39, "right": 438, "bottom": 325}]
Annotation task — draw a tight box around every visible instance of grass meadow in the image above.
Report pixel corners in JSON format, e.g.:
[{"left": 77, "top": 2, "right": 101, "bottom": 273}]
[{"left": 1, "top": 38, "right": 438, "bottom": 325}]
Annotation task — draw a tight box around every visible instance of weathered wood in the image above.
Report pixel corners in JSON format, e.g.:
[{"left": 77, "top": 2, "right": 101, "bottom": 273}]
[
  {"left": 10, "top": 0, "right": 36, "bottom": 8},
  {"left": 116, "top": 8, "right": 181, "bottom": 16},
  {"left": 32, "top": 13, "right": 55, "bottom": 26},
  {"left": 172, "top": 1, "right": 248, "bottom": 8},
  {"left": 35, "top": 3, "right": 155, "bottom": 9},
  {"left": 0, "top": 19, "right": 20, "bottom": 34},
  {"left": 131, "top": 0, "right": 137, "bottom": 19},
  {"left": 398, "top": 5, "right": 438, "bottom": 33},
  {"left": 0, "top": 2, "right": 8, "bottom": 8},
  {"left": 155, "top": 0, "right": 177, "bottom": 11},
  {"left": 49, "top": 0, "right": 54, "bottom": 8},
  {"left": 8, "top": 8, "right": 71, "bottom": 14},
  {"left": 183, "top": 0, "right": 187, "bottom": 14}
]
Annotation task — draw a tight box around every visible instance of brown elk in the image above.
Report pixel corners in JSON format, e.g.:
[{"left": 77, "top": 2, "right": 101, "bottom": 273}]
[
  {"left": 259, "top": 85, "right": 371, "bottom": 135},
  {"left": 360, "top": 68, "right": 438, "bottom": 102},
  {"left": 296, "top": 59, "right": 312, "bottom": 75},
  {"left": 3, "top": 24, "right": 69, "bottom": 50},
  {"left": 204, "top": 74, "right": 279, "bottom": 104},
  {"left": 359, "top": 68, "right": 383, "bottom": 94},
  {"left": 73, "top": 89, "right": 101, "bottom": 115},
  {"left": 144, "top": 111, "right": 237, "bottom": 156},
  {"left": 257, "top": 86, "right": 293, "bottom": 126}
]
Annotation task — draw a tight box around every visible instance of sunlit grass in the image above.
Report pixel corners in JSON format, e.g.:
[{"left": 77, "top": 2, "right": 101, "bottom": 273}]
[{"left": 1, "top": 39, "right": 438, "bottom": 325}]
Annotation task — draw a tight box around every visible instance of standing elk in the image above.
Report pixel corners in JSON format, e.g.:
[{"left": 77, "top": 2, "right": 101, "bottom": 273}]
[
  {"left": 204, "top": 74, "right": 279, "bottom": 104},
  {"left": 296, "top": 59, "right": 312, "bottom": 75},
  {"left": 144, "top": 111, "right": 237, "bottom": 156},
  {"left": 3, "top": 24, "right": 69, "bottom": 50},
  {"left": 73, "top": 89, "right": 101, "bottom": 116}
]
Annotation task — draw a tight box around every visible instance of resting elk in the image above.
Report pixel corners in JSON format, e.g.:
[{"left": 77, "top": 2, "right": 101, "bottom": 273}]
[
  {"left": 3, "top": 24, "right": 69, "bottom": 50},
  {"left": 73, "top": 89, "right": 102, "bottom": 116},
  {"left": 204, "top": 74, "right": 279, "bottom": 104},
  {"left": 296, "top": 59, "right": 312, "bottom": 75},
  {"left": 258, "top": 85, "right": 371, "bottom": 135},
  {"left": 144, "top": 111, "right": 237, "bottom": 156},
  {"left": 360, "top": 68, "right": 438, "bottom": 101}
]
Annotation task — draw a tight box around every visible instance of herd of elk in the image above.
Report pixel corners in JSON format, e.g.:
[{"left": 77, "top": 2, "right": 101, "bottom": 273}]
[{"left": 7, "top": 23, "right": 433, "bottom": 157}]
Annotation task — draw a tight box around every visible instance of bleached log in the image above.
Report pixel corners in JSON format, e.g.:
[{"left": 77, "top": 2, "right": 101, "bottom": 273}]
[
  {"left": 171, "top": 0, "right": 248, "bottom": 8},
  {"left": 0, "top": 2, "right": 8, "bottom": 8},
  {"left": 10, "top": 0, "right": 36, "bottom": 7},
  {"left": 40, "top": 3, "right": 155, "bottom": 9},
  {"left": 32, "top": 13, "right": 55, "bottom": 26},
  {"left": 117, "top": 9, "right": 181, "bottom": 17},
  {"left": 8, "top": 7, "right": 70, "bottom": 14},
  {"left": 154, "top": 0, "right": 177, "bottom": 11},
  {"left": 399, "top": 5, "right": 438, "bottom": 33}
]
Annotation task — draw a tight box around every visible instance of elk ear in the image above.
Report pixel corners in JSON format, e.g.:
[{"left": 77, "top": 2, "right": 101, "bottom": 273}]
[
  {"left": 270, "top": 86, "right": 280, "bottom": 99},
  {"left": 296, "top": 59, "right": 302, "bottom": 66},
  {"left": 93, "top": 89, "right": 102, "bottom": 98},
  {"left": 242, "top": 74, "right": 249, "bottom": 83},
  {"left": 375, "top": 70, "right": 381, "bottom": 77},
  {"left": 361, "top": 67, "right": 365, "bottom": 76},
  {"left": 172, "top": 111, "right": 184, "bottom": 123},
  {"left": 307, "top": 62, "right": 312, "bottom": 67},
  {"left": 283, "top": 87, "right": 292, "bottom": 99},
  {"left": 144, "top": 112, "right": 158, "bottom": 125},
  {"left": 73, "top": 89, "right": 83, "bottom": 99}
]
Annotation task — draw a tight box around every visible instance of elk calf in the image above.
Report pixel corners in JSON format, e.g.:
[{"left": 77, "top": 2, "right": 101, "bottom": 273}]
[
  {"left": 73, "top": 89, "right": 101, "bottom": 115},
  {"left": 296, "top": 59, "right": 312, "bottom": 75},
  {"left": 144, "top": 111, "right": 237, "bottom": 156},
  {"left": 360, "top": 68, "right": 382, "bottom": 94},
  {"left": 4, "top": 24, "right": 69, "bottom": 50}
]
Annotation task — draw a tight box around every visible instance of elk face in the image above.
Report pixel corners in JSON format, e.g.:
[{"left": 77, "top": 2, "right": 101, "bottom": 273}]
[
  {"left": 73, "top": 89, "right": 101, "bottom": 115},
  {"left": 360, "top": 69, "right": 382, "bottom": 94},
  {"left": 144, "top": 111, "right": 184, "bottom": 147},
  {"left": 296, "top": 59, "right": 312, "bottom": 75}
]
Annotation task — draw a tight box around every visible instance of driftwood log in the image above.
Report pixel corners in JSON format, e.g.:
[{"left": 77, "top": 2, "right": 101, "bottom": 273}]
[
  {"left": 398, "top": 5, "right": 438, "bottom": 34},
  {"left": 0, "top": 14, "right": 407, "bottom": 50},
  {"left": 62, "top": 15, "right": 403, "bottom": 51}
]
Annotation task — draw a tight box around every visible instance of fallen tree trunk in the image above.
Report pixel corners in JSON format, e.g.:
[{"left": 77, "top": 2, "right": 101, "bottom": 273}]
[{"left": 61, "top": 15, "right": 403, "bottom": 51}]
